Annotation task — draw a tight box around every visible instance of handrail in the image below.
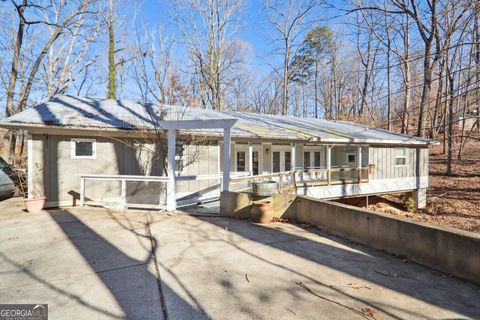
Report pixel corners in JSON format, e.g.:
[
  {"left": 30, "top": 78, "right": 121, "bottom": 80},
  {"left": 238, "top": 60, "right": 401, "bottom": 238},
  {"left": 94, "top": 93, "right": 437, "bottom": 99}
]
[
  {"left": 79, "top": 173, "right": 227, "bottom": 209},
  {"left": 80, "top": 174, "right": 169, "bottom": 181},
  {"left": 230, "top": 166, "right": 369, "bottom": 182},
  {"left": 230, "top": 166, "right": 370, "bottom": 194}
]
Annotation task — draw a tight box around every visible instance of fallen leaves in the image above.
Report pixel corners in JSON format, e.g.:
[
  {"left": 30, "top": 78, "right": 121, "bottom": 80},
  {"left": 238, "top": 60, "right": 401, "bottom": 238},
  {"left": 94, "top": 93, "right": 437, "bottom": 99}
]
[
  {"left": 347, "top": 282, "right": 371, "bottom": 290},
  {"left": 349, "top": 141, "right": 480, "bottom": 235},
  {"left": 361, "top": 307, "right": 378, "bottom": 319}
]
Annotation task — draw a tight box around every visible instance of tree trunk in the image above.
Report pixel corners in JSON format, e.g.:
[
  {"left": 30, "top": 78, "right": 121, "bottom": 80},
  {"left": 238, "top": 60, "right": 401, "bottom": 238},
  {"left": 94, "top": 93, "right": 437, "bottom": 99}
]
[
  {"left": 314, "top": 57, "right": 318, "bottom": 118},
  {"left": 385, "top": 13, "right": 391, "bottom": 130},
  {"left": 6, "top": 1, "right": 26, "bottom": 117},
  {"left": 418, "top": 44, "right": 432, "bottom": 138},
  {"left": 283, "top": 38, "right": 290, "bottom": 116},
  {"left": 107, "top": 0, "right": 116, "bottom": 99},
  {"left": 446, "top": 73, "right": 454, "bottom": 176},
  {"left": 401, "top": 17, "right": 410, "bottom": 135}
]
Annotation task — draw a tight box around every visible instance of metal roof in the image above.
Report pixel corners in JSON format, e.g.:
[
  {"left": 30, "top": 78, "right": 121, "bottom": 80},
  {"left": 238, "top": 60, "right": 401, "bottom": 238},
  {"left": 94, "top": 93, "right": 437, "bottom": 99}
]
[{"left": 0, "top": 95, "right": 432, "bottom": 145}]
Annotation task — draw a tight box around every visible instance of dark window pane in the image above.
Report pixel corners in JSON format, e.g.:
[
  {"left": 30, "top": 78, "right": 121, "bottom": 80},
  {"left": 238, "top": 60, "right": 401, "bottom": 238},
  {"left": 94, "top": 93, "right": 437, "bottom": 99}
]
[
  {"left": 396, "top": 157, "right": 406, "bottom": 166},
  {"left": 285, "top": 151, "right": 291, "bottom": 171},
  {"left": 303, "top": 152, "right": 310, "bottom": 169},
  {"left": 237, "top": 151, "right": 246, "bottom": 171},
  {"left": 252, "top": 151, "right": 259, "bottom": 175},
  {"left": 314, "top": 152, "right": 321, "bottom": 167},
  {"left": 75, "top": 141, "right": 93, "bottom": 156},
  {"left": 273, "top": 152, "right": 280, "bottom": 173},
  {"left": 347, "top": 154, "right": 356, "bottom": 163}
]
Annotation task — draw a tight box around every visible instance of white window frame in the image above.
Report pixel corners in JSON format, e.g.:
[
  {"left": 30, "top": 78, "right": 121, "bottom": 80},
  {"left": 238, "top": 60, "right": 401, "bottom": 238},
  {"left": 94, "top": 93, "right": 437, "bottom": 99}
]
[
  {"left": 270, "top": 145, "right": 293, "bottom": 173},
  {"left": 346, "top": 153, "right": 356, "bottom": 164},
  {"left": 71, "top": 138, "right": 96, "bottom": 159},
  {"left": 303, "top": 151, "right": 312, "bottom": 169},
  {"left": 395, "top": 147, "right": 407, "bottom": 167},
  {"left": 235, "top": 150, "right": 247, "bottom": 172},
  {"left": 235, "top": 144, "right": 263, "bottom": 173},
  {"left": 303, "top": 146, "right": 324, "bottom": 169}
]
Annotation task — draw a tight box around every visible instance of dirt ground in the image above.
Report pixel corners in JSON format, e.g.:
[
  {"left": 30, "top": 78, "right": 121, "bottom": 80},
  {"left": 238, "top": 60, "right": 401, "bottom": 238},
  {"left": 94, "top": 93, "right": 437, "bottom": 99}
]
[{"left": 356, "top": 141, "right": 480, "bottom": 234}]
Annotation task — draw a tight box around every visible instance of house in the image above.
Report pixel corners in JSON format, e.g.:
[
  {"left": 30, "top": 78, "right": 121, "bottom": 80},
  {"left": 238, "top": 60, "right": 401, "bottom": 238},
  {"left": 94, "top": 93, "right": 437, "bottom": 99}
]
[
  {"left": 0, "top": 95, "right": 435, "bottom": 211},
  {"left": 458, "top": 106, "right": 479, "bottom": 132}
]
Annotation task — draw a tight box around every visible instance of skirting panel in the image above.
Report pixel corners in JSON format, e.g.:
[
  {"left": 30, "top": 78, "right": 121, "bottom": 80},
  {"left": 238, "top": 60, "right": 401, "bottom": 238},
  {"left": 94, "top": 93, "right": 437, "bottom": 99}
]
[{"left": 298, "top": 176, "right": 428, "bottom": 199}]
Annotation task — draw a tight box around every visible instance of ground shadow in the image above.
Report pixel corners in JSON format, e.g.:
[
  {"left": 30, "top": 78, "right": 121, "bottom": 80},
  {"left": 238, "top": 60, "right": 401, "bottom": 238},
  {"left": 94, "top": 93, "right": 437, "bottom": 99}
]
[
  {"left": 194, "top": 216, "right": 479, "bottom": 319},
  {"left": 45, "top": 210, "right": 210, "bottom": 320}
]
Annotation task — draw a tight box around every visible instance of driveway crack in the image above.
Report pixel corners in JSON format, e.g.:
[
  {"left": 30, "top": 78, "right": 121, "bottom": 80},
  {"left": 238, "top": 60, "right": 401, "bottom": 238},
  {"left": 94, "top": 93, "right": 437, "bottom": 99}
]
[{"left": 146, "top": 214, "right": 169, "bottom": 320}]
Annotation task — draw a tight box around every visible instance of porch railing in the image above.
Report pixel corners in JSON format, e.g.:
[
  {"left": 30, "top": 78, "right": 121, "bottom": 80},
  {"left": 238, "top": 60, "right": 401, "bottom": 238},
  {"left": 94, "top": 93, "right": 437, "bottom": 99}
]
[
  {"left": 80, "top": 174, "right": 169, "bottom": 209},
  {"left": 79, "top": 172, "right": 251, "bottom": 210},
  {"left": 230, "top": 166, "right": 370, "bottom": 194}
]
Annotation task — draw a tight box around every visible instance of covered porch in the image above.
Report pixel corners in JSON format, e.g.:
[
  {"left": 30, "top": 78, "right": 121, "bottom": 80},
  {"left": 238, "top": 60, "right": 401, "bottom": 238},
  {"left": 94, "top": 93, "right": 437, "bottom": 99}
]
[{"left": 229, "top": 142, "right": 370, "bottom": 193}]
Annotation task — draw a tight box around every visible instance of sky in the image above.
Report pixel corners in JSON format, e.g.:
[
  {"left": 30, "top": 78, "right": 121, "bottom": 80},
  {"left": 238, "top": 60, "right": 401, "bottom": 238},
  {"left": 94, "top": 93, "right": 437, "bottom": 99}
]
[
  {"left": 130, "top": 0, "right": 344, "bottom": 77},
  {"left": 132, "top": 0, "right": 276, "bottom": 75},
  {"left": 0, "top": 0, "right": 349, "bottom": 118}
]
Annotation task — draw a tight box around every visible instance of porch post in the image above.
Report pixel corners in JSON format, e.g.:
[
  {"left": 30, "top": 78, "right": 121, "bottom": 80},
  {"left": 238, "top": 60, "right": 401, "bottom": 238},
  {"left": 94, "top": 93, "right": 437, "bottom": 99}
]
[
  {"left": 120, "top": 179, "right": 127, "bottom": 208},
  {"left": 223, "top": 128, "right": 231, "bottom": 191},
  {"left": 248, "top": 142, "right": 253, "bottom": 175},
  {"left": 291, "top": 143, "right": 296, "bottom": 170},
  {"left": 166, "top": 129, "right": 177, "bottom": 211},
  {"left": 327, "top": 145, "right": 332, "bottom": 185},
  {"left": 80, "top": 178, "right": 85, "bottom": 207},
  {"left": 357, "top": 146, "right": 362, "bottom": 183},
  {"left": 27, "top": 135, "right": 33, "bottom": 199}
]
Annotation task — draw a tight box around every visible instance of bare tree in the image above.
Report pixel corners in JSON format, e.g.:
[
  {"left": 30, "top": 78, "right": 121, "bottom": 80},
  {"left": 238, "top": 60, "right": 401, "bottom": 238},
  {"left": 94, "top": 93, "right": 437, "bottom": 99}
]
[
  {"left": 107, "top": 0, "right": 116, "bottom": 99},
  {"left": 265, "top": 0, "right": 322, "bottom": 115},
  {"left": 5, "top": 0, "right": 97, "bottom": 116},
  {"left": 42, "top": 3, "right": 99, "bottom": 98},
  {"left": 173, "top": 0, "right": 243, "bottom": 110}
]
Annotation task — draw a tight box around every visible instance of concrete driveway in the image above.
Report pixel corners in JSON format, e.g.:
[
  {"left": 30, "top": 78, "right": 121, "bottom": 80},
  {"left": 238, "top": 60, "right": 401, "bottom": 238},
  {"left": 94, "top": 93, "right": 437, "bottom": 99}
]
[{"left": 0, "top": 198, "right": 478, "bottom": 319}]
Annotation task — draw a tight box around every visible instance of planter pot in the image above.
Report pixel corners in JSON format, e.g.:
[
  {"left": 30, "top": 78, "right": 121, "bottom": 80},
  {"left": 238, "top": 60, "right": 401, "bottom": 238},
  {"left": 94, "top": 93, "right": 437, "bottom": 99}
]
[
  {"left": 24, "top": 197, "right": 46, "bottom": 213},
  {"left": 250, "top": 199, "right": 274, "bottom": 223}
]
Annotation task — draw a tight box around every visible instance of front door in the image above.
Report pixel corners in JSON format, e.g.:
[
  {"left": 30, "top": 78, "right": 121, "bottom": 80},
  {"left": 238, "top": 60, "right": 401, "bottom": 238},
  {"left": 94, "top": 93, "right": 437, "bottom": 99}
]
[{"left": 272, "top": 150, "right": 292, "bottom": 172}]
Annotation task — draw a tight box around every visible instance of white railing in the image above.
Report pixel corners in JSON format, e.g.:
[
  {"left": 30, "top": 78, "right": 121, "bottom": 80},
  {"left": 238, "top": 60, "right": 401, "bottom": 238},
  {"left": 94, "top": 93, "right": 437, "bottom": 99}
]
[
  {"left": 80, "top": 174, "right": 169, "bottom": 209},
  {"left": 79, "top": 172, "right": 251, "bottom": 210}
]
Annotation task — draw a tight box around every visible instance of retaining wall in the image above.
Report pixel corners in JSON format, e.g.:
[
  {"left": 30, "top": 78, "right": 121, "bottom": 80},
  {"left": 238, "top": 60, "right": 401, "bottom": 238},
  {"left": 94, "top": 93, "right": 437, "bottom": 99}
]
[{"left": 220, "top": 191, "right": 480, "bottom": 285}]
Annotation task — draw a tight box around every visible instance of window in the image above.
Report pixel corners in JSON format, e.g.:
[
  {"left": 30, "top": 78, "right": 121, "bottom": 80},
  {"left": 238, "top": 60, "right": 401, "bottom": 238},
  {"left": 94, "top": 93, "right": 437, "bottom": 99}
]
[
  {"left": 71, "top": 139, "right": 96, "bottom": 159},
  {"left": 272, "top": 152, "right": 280, "bottom": 173},
  {"left": 346, "top": 153, "right": 356, "bottom": 164},
  {"left": 252, "top": 151, "right": 259, "bottom": 175},
  {"left": 285, "top": 151, "right": 291, "bottom": 171},
  {"left": 303, "top": 152, "right": 311, "bottom": 169},
  {"left": 236, "top": 151, "right": 246, "bottom": 172},
  {"left": 314, "top": 152, "right": 321, "bottom": 167},
  {"left": 395, "top": 147, "right": 407, "bottom": 166}
]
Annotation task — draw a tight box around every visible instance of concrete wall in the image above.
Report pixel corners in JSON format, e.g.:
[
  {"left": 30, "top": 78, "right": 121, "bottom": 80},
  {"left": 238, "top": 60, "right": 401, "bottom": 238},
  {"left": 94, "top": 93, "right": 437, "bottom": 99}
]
[
  {"left": 220, "top": 192, "right": 480, "bottom": 284},
  {"left": 220, "top": 191, "right": 297, "bottom": 220},
  {"left": 294, "top": 195, "right": 479, "bottom": 285}
]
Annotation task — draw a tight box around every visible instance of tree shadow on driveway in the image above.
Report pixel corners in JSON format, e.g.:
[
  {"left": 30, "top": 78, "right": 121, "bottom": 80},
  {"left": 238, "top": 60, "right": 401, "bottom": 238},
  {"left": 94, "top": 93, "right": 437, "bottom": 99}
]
[
  {"left": 193, "top": 216, "right": 479, "bottom": 319},
  {"left": 42, "top": 210, "right": 210, "bottom": 320}
]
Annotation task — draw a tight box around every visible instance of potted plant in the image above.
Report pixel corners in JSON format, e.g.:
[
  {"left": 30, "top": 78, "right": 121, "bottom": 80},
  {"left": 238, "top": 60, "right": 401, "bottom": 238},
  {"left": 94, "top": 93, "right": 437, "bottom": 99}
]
[{"left": 21, "top": 163, "right": 46, "bottom": 213}]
